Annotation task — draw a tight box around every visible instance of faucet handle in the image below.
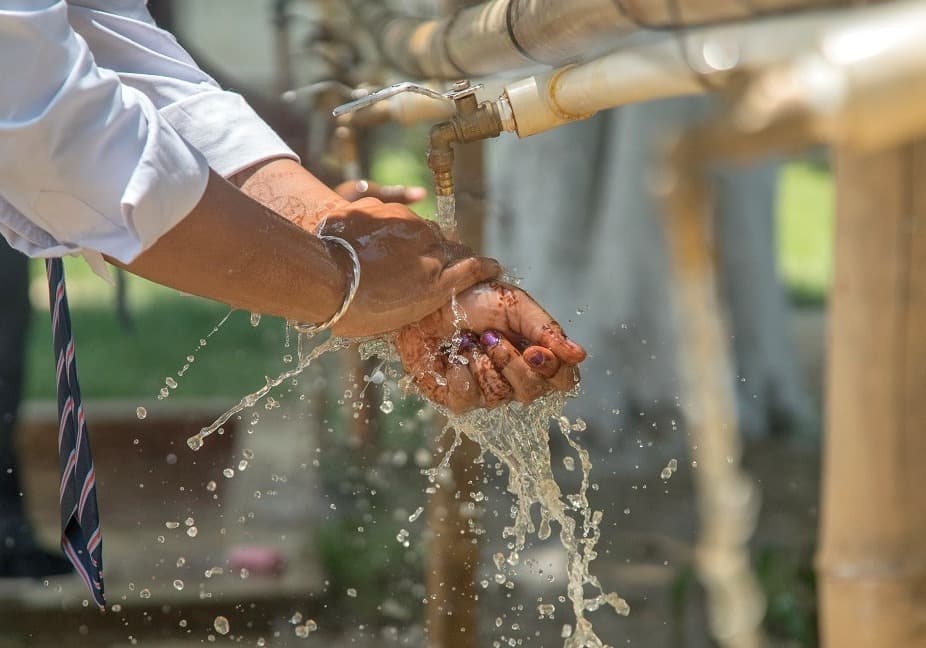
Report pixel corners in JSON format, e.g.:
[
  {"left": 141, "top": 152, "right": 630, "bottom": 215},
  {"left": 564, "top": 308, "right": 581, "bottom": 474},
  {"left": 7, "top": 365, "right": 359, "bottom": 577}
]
[
  {"left": 331, "top": 82, "right": 447, "bottom": 118},
  {"left": 331, "top": 80, "right": 483, "bottom": 118}
]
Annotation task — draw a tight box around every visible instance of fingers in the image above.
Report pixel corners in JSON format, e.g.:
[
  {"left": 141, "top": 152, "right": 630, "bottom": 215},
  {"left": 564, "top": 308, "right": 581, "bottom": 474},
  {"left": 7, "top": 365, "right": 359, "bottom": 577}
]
[
  {"left": 439, "top": 257, "right": 502, "bottom": 296},
  {"left": 334, "top": 180, "right": 427, "bottom": 204},
  {"left": 503, "top": 291, "right": 586, "bottom": 365},
  {"left": 469, "top": 348, "right": 513, "bottom": 408},
  {"left": 481, "top": 331, "right": 550, "bottom": 404},
  {"left": 520, "top": 345, "right": 561, "bottom": 379}
]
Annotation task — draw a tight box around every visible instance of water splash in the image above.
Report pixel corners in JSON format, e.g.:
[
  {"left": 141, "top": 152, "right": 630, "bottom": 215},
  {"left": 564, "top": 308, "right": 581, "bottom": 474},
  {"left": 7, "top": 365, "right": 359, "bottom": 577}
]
[
  {"left": 187, "top": 334, "right": 347, "bottom": 451},
  {"left": 434, "top": 394, "right": 628, "bottom": 647}
]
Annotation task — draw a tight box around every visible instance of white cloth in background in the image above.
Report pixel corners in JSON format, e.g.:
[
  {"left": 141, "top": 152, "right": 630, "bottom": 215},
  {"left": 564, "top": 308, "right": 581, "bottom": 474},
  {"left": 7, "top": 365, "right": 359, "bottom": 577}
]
[{"left": 0, "top": 0, "right": 295, "bottom": 263}]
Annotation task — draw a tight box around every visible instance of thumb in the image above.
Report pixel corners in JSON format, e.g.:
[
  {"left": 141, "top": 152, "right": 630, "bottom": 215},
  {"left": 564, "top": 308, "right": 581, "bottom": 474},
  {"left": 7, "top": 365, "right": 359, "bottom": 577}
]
[{"left": 439, "top": 256, "right": 502, "bottom": 295}]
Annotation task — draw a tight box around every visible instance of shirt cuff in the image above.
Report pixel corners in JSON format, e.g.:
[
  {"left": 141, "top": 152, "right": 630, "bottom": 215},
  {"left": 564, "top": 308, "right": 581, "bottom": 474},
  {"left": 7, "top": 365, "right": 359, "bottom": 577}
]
[{"left": 161, "top": 90, "right": 298, "bottom": 178}]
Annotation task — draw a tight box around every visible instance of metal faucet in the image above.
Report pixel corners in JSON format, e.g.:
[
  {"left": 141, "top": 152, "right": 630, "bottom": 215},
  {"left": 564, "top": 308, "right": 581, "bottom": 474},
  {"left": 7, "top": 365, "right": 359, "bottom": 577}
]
[{"left": 332, "top": 80, "right": 506, "bottom": 197}]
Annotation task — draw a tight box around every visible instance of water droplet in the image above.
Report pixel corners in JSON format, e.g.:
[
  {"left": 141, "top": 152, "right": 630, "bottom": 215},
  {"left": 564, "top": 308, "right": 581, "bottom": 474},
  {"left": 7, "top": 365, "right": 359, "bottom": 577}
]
[
  {"left": 159, "top": 387, "right": 169, "bottom": 399},
  {"left": 379, "top": 400, "right": 394, "bottom": 414},
  {"left": 250, "top": 312, "right": 261, "bottom": 327},
  {"left": 165, "top": 521, "right": 179, "bottom": 529},
  {"left": 223, "top": 468, "right": 235, "bottom": 478},
  {"left": 165, "top": 377, "right": 178, "bottom": 389},
  {"left": 186, "top": 435, "right": 203, "bottom": 451},
  {"left": 186, "top": 526, "right": 198, "bottom": 538},
  {"left": 184, "top": 517, "right": 194, "bottom": 526},
  {"left": 290, "top": 612, "right": 303, "bottom": 624},
  {"left": 135, "top": 407, "right": 147, "bottom": 420},
  {"left": 242, "top": 448, "right": 254, "bottom": 459},
  {"left": 176, "top": 556, "right": 186, "bottom": 567},
  {"left": 156, "top": 535, "right": 165, "bottom": 543},
  {"left": 346, "top": 588, "right": 357, "bottom": 598},
  {"left": 408, "top": 506, "right": 424, "bottom": 523},
  {"left": 139, "top": 588, "right": 151, "bottom": 599},
  {"left": 661, "top": 467, "right": 673, "bottom": 480},
  {"left": 173, "top": 579, "right": 184, "bottom": 591},
  {"left": 562, "top": 456, "right": 575, "bottom": 471},
  {"left": 206, "top": 480, "right": 217, "bottom": 492},
  {"left": 238, "top": 459, "right": 249, "bottom": 471},
  {"left": 213, "top": 616, "right": 230, "bottom": 635},
  {"left": 295, "top": 620, "right": 317, "bottom": 638}
]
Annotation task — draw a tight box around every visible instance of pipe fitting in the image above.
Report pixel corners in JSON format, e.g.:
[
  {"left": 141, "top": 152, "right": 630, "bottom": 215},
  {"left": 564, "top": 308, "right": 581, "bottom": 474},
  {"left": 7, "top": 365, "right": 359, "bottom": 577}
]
[{"left": 426, "top": 100, "right": 505, "bottom": 197}]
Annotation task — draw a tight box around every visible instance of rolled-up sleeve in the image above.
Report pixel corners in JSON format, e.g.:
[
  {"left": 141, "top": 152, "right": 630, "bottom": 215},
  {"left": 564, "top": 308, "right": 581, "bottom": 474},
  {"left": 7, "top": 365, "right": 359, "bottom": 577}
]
[
  {"left": 66, "top": 0, "right": 297, "bottom": 178},
  {"left": 0, "top": 0, "right": 209, "bottom": 262}
]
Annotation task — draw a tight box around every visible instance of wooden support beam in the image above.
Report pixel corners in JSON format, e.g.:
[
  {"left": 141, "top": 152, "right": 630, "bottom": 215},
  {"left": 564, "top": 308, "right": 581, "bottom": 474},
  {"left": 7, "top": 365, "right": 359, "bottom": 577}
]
[{"left": 818, "top": 141, "right": 926, "bottom": 646}]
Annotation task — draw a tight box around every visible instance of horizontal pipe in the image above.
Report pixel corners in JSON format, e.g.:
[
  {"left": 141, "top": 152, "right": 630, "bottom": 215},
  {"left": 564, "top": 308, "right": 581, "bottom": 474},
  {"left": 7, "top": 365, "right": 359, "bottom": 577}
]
[
  {"left": 731, "top": 0, "right": 926, "bottom": 151},
  {"left": 360, "top": 0, "right": 850, "bottom": 80},
  {"left": 502, "top": 7, "right": 832, "bottom": 136},
  {"left": 502, "top": 0, "right": 925, "bottom": 139}
]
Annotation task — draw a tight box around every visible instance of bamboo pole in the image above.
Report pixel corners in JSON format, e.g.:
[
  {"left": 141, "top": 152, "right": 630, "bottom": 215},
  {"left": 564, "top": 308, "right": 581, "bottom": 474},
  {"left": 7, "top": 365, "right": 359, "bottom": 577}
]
[
  {"left": 817, "top": 141, "right": 926, "bottom": 647},
  {"left": 663, "top": 134, "right": 767, "bottom": 648},
  {"left": 425, "top": 140, "right": 486, "bottom": 648}
]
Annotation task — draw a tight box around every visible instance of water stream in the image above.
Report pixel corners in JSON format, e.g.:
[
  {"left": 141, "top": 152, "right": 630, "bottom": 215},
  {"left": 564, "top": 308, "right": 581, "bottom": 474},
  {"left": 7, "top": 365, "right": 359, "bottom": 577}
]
[{"left": 185, "top": 196, "right": 624, "bottom": 646}]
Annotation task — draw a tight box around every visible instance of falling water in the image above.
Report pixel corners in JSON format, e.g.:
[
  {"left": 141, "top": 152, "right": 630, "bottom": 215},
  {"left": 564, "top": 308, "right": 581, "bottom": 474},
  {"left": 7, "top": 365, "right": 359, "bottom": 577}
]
[
  {"left": 359, "top": 339, "right": 626, "bottom": 648},
  {"left": 186, "top": 332, "right": 347, "bottom": 451},
  {"left": 435, "top": 194, "right": 457, "bottom": 237},
  {"left": 185, "top": 186, "right": 623, "bottom": 644},
  {"left": 440, "top": 397, "right": 628, "bottom": 648}
]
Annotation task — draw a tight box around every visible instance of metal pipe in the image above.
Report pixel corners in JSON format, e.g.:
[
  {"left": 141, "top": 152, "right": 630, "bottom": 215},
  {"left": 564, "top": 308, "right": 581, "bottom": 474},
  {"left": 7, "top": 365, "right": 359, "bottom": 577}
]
[{"left": 357, "top": 0, "right": 849, "bottom": 80}]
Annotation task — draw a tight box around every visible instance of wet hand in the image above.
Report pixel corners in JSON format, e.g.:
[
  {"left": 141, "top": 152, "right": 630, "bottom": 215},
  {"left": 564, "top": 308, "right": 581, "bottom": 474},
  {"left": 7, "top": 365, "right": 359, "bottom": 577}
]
[
  {"left": 394, "top": 281, "right": 586, "bottom": 413},
  {"left": 323, "top": 198, "right": 500, "bottom": 337}
]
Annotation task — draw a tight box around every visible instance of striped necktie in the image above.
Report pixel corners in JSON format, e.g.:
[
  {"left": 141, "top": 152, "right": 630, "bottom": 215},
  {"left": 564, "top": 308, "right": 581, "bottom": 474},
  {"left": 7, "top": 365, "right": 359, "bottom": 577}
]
[{"left": 46, "top": 258, "right": 105, "bottom": 609}]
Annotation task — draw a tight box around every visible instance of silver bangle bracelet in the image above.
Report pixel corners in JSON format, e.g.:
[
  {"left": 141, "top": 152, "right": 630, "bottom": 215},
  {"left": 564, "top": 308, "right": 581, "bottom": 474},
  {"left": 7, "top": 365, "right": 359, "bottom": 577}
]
[{"left": 293, "top": 235, "right": 361, "bottom": 337}]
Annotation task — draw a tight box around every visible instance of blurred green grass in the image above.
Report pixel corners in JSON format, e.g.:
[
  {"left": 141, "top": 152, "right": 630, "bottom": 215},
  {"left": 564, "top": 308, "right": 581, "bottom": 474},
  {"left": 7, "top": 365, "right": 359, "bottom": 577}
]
[
  {"left": 23, "top": 156, "right": 834, "bottom": 400},
  {"left": 24, "top": 259, "right": 289, "bottom": 400},
  {"left": 776, "top": 160, "right": 834, "bottom": 305}
]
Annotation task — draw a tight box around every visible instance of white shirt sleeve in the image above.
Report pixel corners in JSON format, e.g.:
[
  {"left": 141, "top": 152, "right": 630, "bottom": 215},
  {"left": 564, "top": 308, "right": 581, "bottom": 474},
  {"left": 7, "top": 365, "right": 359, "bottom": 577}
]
[
  {"left": 0, "top": 0, "right": 209, "bottom": 263},
  {"left": 66, "top": 0, "right": 298, "bottom": 178}
]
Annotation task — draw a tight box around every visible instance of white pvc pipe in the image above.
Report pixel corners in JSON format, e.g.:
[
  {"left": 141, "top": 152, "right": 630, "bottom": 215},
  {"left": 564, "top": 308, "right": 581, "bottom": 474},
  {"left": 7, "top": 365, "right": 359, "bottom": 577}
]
[
  {"left": 502, "top": 8, "right": 836, "bottom": 137},
  {"left": 503, "top": 0, "right": 926, "bottom": 139}
]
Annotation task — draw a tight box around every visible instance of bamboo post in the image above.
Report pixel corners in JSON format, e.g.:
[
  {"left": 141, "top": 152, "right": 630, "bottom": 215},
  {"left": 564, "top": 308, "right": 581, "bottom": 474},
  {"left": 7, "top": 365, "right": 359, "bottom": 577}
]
[
  {"left": 817, "top": 141, "right": 926, "bottom": 647},
  {"left": 425, "top": 140, "right": 486, "bottom": 648}
]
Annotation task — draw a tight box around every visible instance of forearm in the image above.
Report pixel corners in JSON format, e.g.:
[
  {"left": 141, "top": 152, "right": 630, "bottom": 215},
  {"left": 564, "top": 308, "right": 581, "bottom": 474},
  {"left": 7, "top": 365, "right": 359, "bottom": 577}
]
[
  {"left": 229, "top": 158, "right": 350, "bottom": 232},
  {"left": 111, "top": 170, "right": 350, "bottom": 323}
]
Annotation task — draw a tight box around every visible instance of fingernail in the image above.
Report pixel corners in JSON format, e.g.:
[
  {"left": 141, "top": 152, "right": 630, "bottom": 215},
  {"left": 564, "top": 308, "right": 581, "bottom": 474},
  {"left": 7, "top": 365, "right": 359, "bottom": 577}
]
[
  {"left": 527, "top": 351, "right": 545, "bottom": 367},
  {"left": 407, "top": 187, "right": 428, "bottom": 201},
  {"left": 481, "top": 331, "right": 500, "bottom": 348},
  {"left": 459, "top": 332, "right": 478, "bottom": 352}
]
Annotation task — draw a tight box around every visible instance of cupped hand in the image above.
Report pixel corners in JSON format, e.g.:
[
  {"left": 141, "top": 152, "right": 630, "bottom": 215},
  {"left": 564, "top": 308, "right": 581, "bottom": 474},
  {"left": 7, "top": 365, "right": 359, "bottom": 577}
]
[
  {"left": 322, "top": 198, "right": 500, "bottom": 338},
  {"left": 394, "top": 281, "right": 586, "bottom": 414}
]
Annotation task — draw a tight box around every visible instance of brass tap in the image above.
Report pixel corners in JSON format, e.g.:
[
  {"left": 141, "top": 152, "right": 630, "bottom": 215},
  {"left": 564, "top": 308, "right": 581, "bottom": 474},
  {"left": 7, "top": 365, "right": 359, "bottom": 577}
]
[
  {"left": 328, "top": 79, "right": 506, "bottom": 198},
  {"left": 428, "top": 80, "right": 505, "bottom": 197}
]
